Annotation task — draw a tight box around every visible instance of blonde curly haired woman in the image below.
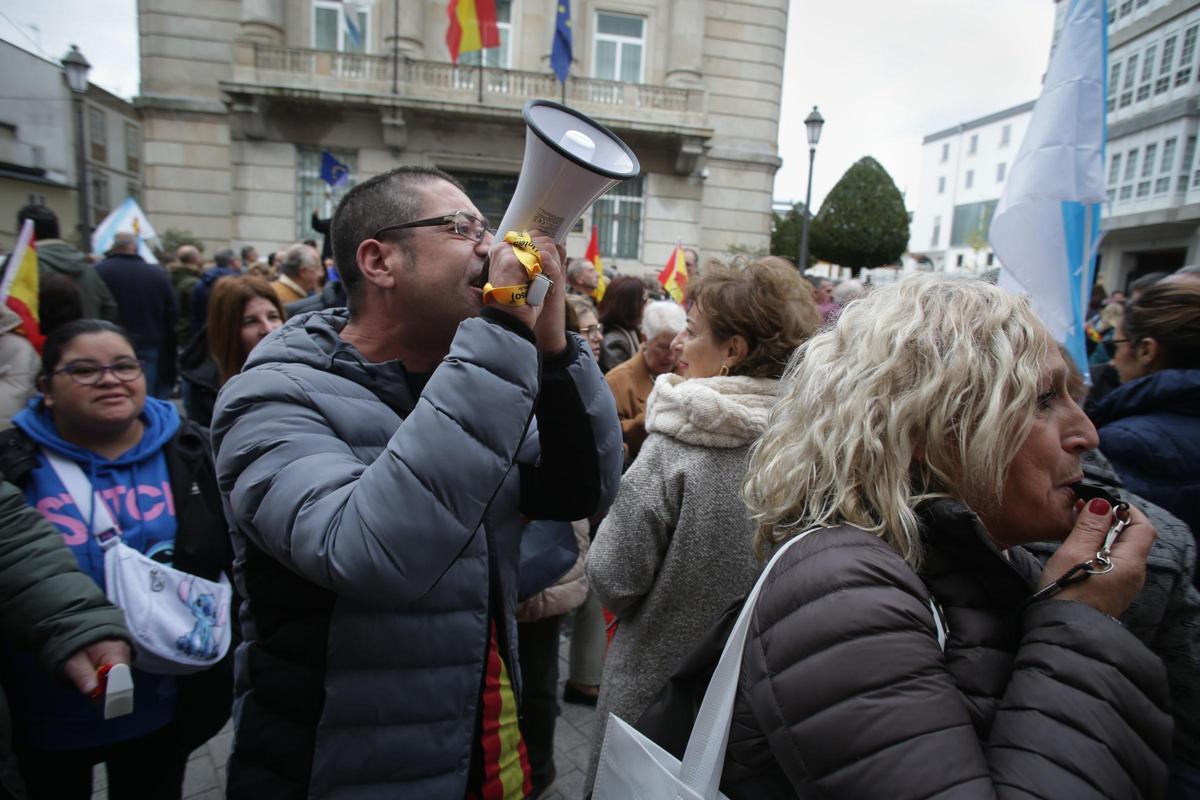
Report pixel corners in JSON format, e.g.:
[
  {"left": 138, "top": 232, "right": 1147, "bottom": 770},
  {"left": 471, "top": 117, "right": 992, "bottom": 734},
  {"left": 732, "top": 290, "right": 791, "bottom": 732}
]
[
  {"left": 583, "top": 257, "right": 819, "bottom": 792},
  {"left": 720, "top": 274, "right": 1171, "bottom": 799}
]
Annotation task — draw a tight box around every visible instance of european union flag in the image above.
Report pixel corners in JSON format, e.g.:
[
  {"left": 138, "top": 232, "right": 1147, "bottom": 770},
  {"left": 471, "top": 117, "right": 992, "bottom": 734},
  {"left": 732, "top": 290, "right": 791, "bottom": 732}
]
[
  {"left": 551, "top": 1, "right": 572, "bottom": 84},
  {"left": 319, "top": 151, "right": 350, "bottom": 187}
]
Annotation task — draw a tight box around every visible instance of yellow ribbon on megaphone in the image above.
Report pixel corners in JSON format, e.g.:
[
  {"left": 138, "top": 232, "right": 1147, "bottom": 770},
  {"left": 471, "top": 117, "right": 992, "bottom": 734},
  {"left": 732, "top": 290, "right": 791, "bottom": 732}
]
[{"left": 483, "top": 231, "right": 543, "bottom": 307}]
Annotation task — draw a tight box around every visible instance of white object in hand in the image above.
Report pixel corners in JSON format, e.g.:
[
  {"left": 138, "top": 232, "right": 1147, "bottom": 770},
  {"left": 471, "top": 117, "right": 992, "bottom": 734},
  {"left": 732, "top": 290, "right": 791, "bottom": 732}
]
[{"left": 103, "top": 663, "right": 135, "bottom": 720}]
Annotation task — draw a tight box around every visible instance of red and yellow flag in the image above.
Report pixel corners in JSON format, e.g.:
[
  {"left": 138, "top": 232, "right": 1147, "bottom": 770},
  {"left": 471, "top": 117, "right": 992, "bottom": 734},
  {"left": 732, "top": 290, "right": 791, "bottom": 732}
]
[
  {"left": 0, "top": 219, "right": 43, "bottom": 352},
  {"left": 658, "top": 242, "right": 689, "bottom": 304},
  {"left": 446, "top": 0, "right": 500, "bottom": 64},
  {"left": 585, "top": 223, "right": 606, "bottom": 302}
]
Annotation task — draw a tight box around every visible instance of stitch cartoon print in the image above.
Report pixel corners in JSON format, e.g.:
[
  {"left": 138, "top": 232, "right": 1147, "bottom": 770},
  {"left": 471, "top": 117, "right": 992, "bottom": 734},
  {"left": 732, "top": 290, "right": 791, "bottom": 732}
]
[{"left": 177, "top": 576, "right": 226, "bottom": 660}]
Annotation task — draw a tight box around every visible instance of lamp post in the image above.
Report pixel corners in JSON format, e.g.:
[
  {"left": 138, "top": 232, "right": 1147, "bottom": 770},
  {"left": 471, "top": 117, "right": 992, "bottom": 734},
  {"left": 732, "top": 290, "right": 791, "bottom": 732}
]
[
  {"left": 797, "top": 105, "right": 825, "bottom": 273},
  {"left": 62, "top": 44, "right": 91, "bottom": 250}
]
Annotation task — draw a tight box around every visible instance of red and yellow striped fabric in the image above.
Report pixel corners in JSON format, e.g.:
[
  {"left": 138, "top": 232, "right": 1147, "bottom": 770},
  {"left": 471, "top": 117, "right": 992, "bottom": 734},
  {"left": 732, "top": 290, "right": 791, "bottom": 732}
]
[
  {"left": 0, "top": 219, "right": 43, "bottom": 352},
  {"left": 658, "top": 242, "right": 689, "bottom": 304},
  {"left": 468, "top": 621, "right": 530, "bottom": 800},
  {"left": 446, "top": 0, "right": 501, "bottom": 64}
]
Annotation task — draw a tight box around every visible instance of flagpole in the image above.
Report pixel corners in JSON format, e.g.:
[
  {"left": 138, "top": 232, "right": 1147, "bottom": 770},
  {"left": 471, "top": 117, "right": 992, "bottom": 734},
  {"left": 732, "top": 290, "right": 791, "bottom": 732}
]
[
  {"left": 478, "top": 59, "right": 484, "bottom": 103},
  {"left": 391, "top": 0, "right": 399, "bottom": 95}
]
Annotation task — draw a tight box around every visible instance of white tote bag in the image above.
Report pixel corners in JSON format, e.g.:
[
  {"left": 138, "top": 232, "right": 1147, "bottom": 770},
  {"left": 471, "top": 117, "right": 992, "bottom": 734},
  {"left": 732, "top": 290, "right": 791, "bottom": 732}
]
[
  {"left": 45, "top": 450, "right": 232, "bottom": 676},
  {"left": 593, "top": 528, "right": 948, "bottom": 799}
]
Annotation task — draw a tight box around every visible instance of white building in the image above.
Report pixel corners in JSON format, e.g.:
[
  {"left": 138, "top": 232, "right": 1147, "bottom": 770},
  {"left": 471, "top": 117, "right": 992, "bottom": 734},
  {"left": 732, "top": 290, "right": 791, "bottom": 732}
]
[
  {"left": 908, "top": 101, "right": 1034, "bottom": 272},
  {"left": 136, "top": 0, "right": 789, "bottom": 275},
  {"left": 1096, "top": 0, "right": 1200, "bottom": 288},
  {"left": 0, "top": 40, "right": 143, "bottom": 248}
]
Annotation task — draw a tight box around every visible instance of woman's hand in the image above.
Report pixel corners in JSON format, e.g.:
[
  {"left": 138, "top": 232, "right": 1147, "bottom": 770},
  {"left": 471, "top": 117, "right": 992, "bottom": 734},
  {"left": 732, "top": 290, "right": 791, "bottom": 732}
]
[
  {"left": 63, "top": 639, "right": 132, "bottom": 696},
  {"left": 1038, "top": 498, "right": 1156, "bottom": 618}
]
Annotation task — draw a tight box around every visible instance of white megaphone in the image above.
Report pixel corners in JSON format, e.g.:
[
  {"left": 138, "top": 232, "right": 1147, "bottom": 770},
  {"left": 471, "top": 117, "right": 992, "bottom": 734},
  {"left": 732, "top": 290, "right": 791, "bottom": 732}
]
[{"left": 490, "top": 100, "right": 640, "bottom": 305}]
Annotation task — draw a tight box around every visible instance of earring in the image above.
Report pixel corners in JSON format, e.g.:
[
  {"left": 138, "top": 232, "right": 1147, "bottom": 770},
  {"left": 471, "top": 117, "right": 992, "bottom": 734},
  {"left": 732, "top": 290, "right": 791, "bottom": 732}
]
[{"left": 718, "top": 364, "right": 730, "bottom": 377}]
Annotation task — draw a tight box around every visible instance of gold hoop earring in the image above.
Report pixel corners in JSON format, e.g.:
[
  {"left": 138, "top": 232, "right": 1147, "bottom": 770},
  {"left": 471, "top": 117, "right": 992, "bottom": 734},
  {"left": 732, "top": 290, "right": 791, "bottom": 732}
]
[{"left": 718, "top": 364, "right": 730, "bottom": 377}]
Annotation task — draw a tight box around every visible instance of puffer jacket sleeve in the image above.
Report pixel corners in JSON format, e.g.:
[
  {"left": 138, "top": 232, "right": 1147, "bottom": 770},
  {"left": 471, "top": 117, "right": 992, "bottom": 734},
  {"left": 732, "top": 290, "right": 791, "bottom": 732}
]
[
  {"left": 518, "top": 331, "right": 622, "bottom": 521},
  {"left": 587, "top": 434, "right": 682, "bottom": 617},
  {"left": 736, "top": 530, "right": 1171, "bottom": 799},
  {"left": 0, "top": 481, "right": 131, "bottom": 675},
  {"left": 212, "top": 315, "right": 543, "bottom": 607}
]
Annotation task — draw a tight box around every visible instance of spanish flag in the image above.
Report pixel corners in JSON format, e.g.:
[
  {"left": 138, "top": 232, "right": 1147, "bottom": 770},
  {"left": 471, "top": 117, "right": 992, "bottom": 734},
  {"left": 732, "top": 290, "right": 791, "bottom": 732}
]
[
  {"left": 658, "top": 241, "right": 689, "bottom": 304},
  {"left": 585, "top": 223, "right": 606, "bottom": 302},
  {"left": 0, "top": 219, "right": 43, "bottom": 352},
  {"left": 446, "top": 0, "right": 500, "bottom": 64}
]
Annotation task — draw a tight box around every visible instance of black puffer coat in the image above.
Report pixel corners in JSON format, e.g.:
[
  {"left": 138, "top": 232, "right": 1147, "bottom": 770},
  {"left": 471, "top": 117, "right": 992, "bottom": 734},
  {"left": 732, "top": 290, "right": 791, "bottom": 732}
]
[{"left": 722, "top": 500, "right": 1172, "bottom": 799}]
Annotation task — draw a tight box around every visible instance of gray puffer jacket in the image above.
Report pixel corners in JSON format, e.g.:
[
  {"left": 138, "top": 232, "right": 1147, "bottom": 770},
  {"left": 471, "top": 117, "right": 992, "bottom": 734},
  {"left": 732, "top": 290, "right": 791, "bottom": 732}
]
[
  {"left": 211, "top": 308, "right": 621, "bottom": 800},
  {"left": 722, "top": 499, "right": 1172, "bottom": 799}
]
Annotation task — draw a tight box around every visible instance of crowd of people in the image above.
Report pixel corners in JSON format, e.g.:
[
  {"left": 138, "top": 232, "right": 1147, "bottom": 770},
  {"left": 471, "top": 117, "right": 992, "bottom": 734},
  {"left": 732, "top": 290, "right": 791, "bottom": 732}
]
[{"left": 0, "top": 173, "right": 1197, "bottom": 800}]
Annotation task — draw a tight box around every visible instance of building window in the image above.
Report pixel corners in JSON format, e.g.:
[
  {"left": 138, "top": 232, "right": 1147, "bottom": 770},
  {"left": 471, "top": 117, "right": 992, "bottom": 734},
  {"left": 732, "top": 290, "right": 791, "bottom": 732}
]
[
  {"left": 931, "top": 216, "right": 941, "bottom": 247},
  {"left": 1124, "top": 148, "right": 1139, "bottom": 181},
  {"left": 1161, "top": 137, "right": 1177, "bottom": 175},
  {"left": 940, "top": 142, "right": 949, "bottom": 162},
  {"left": 127, "top": 181, "right": 140, "bottom": 204},
  {"left": 1107, "top": 0, "right": 1116, "bottom": 24},
  {"left": 593, "top": 12, "right": 645, "bottom": 83},
  {"left": 949, "top": 199, "right": 998, "bottom": 246},
  {"left": 89, "top": 172, "right": 110, "bottom": 226},
  {"left": 296, "top": 147, "right": 357, "bottom": 240},
  {"left": 125, "top": 123, "right": 140, "bottom": 173},
  {"left": 1181, "top": 136, "right": 1197, "bottom": 192},
  {"left": 1157, "top": 35, "right": 1176, "bottom": 94},
  {"left": 1142, "top": 143, "right": 1157, "bottom": 178},
  {"left": 937, "top": 176, "right": 946, "bottom": 194},
  {"left": 1108, "top": 188, "right": 1116, "bottom": 203},
  {"left": 1108, "top": 61, "right": 1121, "bottom": 111},
  {"left": 1194, "top": 167, "right": 1200, "bottom": 187},
  {"left": 1181, "top": 25, "right": 1199, "bottom": 85},
  {"left": 968, "top": 134, "right": 978, "bottom": 155},
  {"left": 459, "top": 0, "right": 513, "bottom": 67},
  {"left": 986, "top": 252, "right": 995, "bottom": 266},
  {"left": 1155, "top": 177, "right": 1171, "bottom": 193},
  {"left": 594, "top": 174, "right": 644, "bottom": 259},
  {"left": 965, "top": 169, "right": 974, "bottom": 189},
  {"left": 1136, "top": 180, "right": 1151, "bottom": 197},
  {"left": 955, "top": 254, "right": 964, "bottom": 267},
  {"left": 996, "top": 162, "right": 1006, "bottom": 182},
  {"left": 313, "top": 0, "right": 370, "bottom": 53},
  {"left": 1120, "top": 53, "right": 1137, "bottom": 107},
  {"left": 444, "top": 170, "right": 519, "bottom": 225},
  {"left": 1108, "top": 152, "right": 1123, "bottom": 185},
  {"left": 1119, "top": 0, "right": 1132, "bottom": 16},
  {"left": 88, "top": 106, "right": 106, "bottom": 163},
  {"left": 1000, "top": 124, "right": 1012, "bottom": 147},
  {"left": 1120, "top": 185, "right": 1133, "bottom": 199},
  {"left": 1136, "top": 43, "right": 1155, "bottom": 101}
]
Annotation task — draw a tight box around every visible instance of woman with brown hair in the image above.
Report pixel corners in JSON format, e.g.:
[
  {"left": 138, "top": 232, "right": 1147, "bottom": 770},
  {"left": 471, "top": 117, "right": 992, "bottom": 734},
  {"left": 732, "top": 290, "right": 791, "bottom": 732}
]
[
  {"left": 596, "top": 275, "right": 645, "bottom": 372},
  {"left": 583, "top": 257, "right": 819, "bottom": 791},
  {"left": 1091, "top": 280, "right": 1200, "bottom": 540},
  {"left": 179, "top": 276, "right": 284, "bottom": 427}
]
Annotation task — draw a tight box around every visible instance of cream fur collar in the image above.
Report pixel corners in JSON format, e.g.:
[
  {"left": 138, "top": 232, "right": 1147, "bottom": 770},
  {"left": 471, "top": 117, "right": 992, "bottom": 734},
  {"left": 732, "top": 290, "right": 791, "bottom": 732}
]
[{"left": 644, "top": 373, "right": 780, "bottom": 448}]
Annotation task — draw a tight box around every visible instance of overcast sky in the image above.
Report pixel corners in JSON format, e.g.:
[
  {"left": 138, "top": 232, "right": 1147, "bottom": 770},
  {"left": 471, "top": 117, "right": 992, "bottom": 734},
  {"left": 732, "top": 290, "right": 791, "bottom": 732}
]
[{"left": 0, "top": 0, "right": 1056, "bottom": 213}]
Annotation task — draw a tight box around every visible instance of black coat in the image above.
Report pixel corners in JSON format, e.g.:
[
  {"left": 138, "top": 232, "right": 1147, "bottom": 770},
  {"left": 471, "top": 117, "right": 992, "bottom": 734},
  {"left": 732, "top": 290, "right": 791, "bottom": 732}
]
[{"left": 94, "top": 253, "right": 178, "bottom": 388}]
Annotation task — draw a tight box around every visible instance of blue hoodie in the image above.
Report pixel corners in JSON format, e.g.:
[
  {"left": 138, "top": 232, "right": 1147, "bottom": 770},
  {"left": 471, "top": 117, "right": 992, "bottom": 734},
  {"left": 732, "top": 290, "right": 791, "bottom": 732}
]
[{"left": 4, "top": 396, "right": 181, "bottom": 749}]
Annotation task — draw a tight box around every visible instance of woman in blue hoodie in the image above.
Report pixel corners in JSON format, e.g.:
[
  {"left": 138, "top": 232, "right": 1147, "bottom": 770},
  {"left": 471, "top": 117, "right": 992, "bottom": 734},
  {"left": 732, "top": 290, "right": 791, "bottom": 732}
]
[
  {"left": 0, "top": 319, "right": 232, "bottom": 800},
  {"left": 1090, "top": 280, "right": 1200, "bottom": 547}
]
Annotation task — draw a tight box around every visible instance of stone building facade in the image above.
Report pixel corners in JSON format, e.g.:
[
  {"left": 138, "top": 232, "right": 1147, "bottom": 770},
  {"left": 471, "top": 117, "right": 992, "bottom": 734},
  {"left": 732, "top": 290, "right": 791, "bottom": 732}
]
[
  {"left": 136, "top": 0, "right": 789, "bottom": 274},
  {"left": 0, "top": 40, "right": 143, "bottom": 249}
]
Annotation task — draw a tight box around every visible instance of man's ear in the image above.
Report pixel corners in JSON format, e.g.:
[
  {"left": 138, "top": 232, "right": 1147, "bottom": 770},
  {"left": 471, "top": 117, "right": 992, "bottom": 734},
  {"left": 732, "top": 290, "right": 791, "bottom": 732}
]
[
  {"left": 1136, "top": 336, "right": 1161, "bottom": 370},
  {"left": 356, "top": 239, "right": 399, "bottom": 291}
]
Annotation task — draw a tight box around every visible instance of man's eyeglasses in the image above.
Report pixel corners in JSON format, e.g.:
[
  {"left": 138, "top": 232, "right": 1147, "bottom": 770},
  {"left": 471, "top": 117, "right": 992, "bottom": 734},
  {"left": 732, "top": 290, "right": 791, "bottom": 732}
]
[
  {"left": 54, "top": 360, "right": 143, "bottom": 386},
  {"left": 372, "top": 210, "right": 494, "bottom": 245},
  {"left": 580, "top": 324, "right": 603, "bottom": 338}
]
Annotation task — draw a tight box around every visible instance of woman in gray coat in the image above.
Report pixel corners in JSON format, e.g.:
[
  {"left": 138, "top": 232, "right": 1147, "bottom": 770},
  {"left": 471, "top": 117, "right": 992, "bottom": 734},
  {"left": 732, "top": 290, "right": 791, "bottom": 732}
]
[
  {"left": 727, "top": 274, "right": 1171, "bottom": 799},
  {"left": 584, "top": 258, "right": 819, "bottom": 791}
]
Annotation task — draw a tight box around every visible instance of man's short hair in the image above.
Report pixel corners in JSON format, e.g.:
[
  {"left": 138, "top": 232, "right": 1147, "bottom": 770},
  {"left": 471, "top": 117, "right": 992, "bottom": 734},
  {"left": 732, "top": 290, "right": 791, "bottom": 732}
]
[
  {"left": 213, "top": 248, "right": 236, "bottom": 269},
  {"left": 1175, "top": 264, "right": 1200, "bottom": 277},
  {"left": 330, "top": 166, "right": 465, "bottom": 314},
  {"left": 110, "top": 231, "right": 138, "bottom": 254},
  {"left": 566, "top": 259, "right": 593, "bottom": 281},
  {"left": 282, "top": 243, "right": 317, "bottom": 279},
  {"left": 641, "top": 300, "right": 686, "bottom": 341},
  {"left": 17, "top": 204, "right": 59, "bottom": 240},
  {"left": 241, "top": 245, "right": 257, "bottom": 262},
  {"left": 176, "top": 245, "right": 201, "bottom": 265}
]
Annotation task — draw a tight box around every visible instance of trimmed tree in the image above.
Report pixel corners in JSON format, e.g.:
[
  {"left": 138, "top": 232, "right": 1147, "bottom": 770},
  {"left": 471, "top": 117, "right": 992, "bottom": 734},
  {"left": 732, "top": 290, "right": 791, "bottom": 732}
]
[
  {"left": 808, "top": 157, "right": 909, "bottom": 275},
  {"left": 770, "top": 202, "right": 805, "bottom": 266}
]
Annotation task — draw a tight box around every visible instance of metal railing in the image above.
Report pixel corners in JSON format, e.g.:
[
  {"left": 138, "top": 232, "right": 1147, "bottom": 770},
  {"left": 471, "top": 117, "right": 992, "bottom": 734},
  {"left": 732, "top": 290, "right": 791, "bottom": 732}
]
[{"left": 246, "top": 43, "right": 704, "bottom": 116}]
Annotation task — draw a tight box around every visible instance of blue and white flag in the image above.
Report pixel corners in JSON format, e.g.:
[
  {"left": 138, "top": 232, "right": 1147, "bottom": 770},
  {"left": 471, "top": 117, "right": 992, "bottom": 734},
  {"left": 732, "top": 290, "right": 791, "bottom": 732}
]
[
  {"left": 990, "top": 0, "right": 1107, "bottom": 374},
  {"left": 344, "top": 5, "right": 363, "bottom": 50},
  {"left": 92, "top": 197, "right": 159, "bottom": 263},
  {"left": 551, "top": 1, "right": 573, "bottom": 84}
]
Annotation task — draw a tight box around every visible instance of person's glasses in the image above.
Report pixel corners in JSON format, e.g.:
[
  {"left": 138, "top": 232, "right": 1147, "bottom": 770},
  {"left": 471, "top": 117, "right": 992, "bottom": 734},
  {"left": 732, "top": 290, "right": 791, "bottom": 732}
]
[
  {"left": 580, "top": 324, "right": 603, "bottom": 338},
  {"left": 1109, "top": 338, "right": 1136, "bottom": 347},
  {"left": 372, "top": 210, "right": 494, "bottom": 245},
  {"left": 54, "top": 360, "right": 143, "bottom": 386}
]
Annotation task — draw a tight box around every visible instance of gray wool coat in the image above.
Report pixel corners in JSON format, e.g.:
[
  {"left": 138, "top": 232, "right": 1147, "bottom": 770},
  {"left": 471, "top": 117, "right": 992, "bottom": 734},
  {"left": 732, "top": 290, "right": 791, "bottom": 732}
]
[{"left": 584, "top": 374, "right": 780, "bottom": 791}]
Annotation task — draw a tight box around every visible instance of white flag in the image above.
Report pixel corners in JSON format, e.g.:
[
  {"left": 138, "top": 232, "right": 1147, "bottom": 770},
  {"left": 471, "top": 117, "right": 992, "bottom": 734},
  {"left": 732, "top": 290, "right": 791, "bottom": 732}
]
[
  {"left": 92, "top": 197, "right": 160, "bottom": 263},
  {"left": 990, "top": 0, "right": 1106, "bottom": 374}
]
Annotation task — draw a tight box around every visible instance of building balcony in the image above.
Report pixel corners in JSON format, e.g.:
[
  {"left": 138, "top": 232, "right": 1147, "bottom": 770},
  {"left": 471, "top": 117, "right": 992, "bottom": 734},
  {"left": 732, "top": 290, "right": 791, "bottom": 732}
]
[{"left": 227, "top": 41, "right": 711, "bottom": 144}]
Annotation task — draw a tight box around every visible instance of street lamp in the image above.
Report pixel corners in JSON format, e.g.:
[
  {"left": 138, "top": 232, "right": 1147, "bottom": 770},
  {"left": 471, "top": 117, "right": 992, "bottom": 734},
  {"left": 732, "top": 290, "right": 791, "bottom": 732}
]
[
  {"left": 61, "top": 44, "right": 91, "bottom": 249},
  {"left": 797, "top": 105, "right": 825, "bottom": 273}
]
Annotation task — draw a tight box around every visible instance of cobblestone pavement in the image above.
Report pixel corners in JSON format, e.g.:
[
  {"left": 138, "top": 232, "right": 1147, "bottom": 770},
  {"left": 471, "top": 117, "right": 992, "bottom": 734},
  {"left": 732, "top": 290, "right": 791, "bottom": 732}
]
[{"left": 91, "top": 631, "right": 599, "bottom": 800}]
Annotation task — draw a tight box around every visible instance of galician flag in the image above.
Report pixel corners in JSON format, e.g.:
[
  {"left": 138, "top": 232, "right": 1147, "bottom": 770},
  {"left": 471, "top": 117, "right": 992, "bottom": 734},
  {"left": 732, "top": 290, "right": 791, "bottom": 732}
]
[
  {"left": 658, "top": 241, "right": 689, "bottom": 304},
  {"left": 0, "top": 219, "right": 44, "bottom": 352},
  {"left": 990, "top": 0, "right": 1107, "bottom": 374},
  {"left": 585, "top": 223, "right": 606, "bottom": 302},
  {"left": 446, "top": 0, "right": 500, "bottom": 64},
  {"left": 92, "top": 197, "right": 160, "bottom": 263}
]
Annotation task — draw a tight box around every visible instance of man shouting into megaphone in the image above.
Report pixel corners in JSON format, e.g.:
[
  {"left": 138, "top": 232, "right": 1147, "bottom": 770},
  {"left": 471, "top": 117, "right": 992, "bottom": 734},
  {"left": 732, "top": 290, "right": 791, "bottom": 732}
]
[{"left": 210, "top": 166, "right": 622, "bottom": 800}]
